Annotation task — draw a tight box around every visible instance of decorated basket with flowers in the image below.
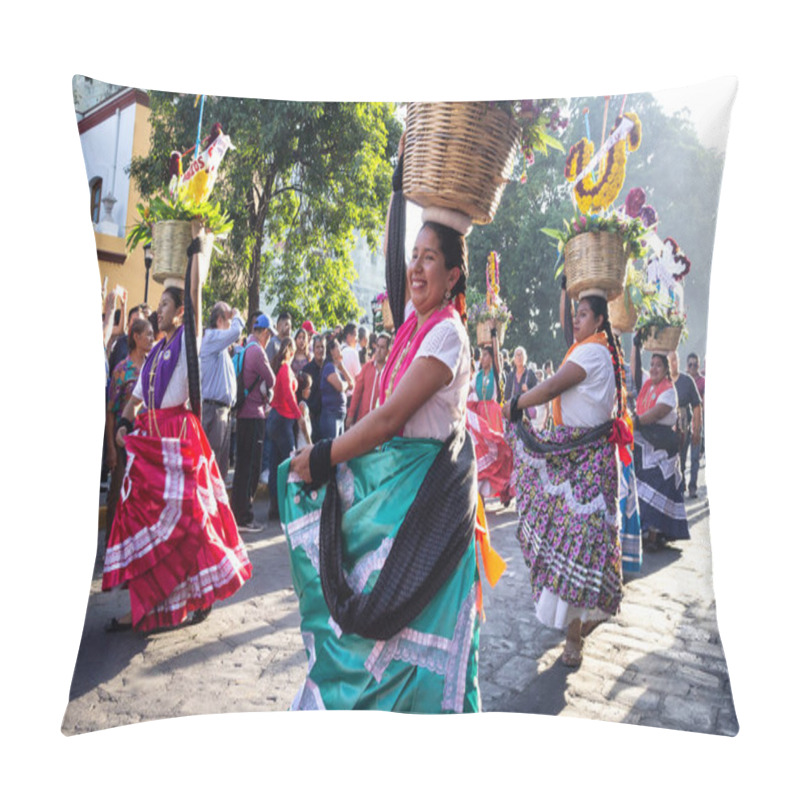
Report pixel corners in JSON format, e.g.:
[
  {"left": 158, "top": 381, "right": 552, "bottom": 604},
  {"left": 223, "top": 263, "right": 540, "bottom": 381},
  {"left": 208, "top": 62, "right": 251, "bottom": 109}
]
[
  {"left": 403, "top": 100, "right": 565, "bottom": 230},
  {"left": 126, "top": 126, "right": 234, "bottom": 286},
  {"left": 468, "top": 251, "right": 511, "bottom": 346},
  {"left": 635, "top": 301, "right": 688, "bottom": 352},
  {"left": 608, "top": 261, "right": 658, "bottom": 332},
  {"left": 544, "top": 109, "right": 652, "bottom": 301},
  {"left": 545, "top": 211, "right": 650, "bottom": 301},
  {"left": 373, "top": 291, "right": 394, "bottom": 332}
]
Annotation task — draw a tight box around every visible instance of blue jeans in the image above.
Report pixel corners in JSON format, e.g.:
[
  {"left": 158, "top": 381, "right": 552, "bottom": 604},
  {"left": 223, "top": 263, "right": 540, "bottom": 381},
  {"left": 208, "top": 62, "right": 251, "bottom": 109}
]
[
  {"left": 319, "top": 408, "right": 345, "bottom": 440},
  {"left": 266, "top": 409, "right": 296, "bottom": 512}
]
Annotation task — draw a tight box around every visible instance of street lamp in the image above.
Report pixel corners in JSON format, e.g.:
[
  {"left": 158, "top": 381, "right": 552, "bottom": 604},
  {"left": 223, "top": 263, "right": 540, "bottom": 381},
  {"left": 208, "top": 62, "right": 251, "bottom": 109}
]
[{"left": 143, "top": 242, "right": 153, "bottom": 304}]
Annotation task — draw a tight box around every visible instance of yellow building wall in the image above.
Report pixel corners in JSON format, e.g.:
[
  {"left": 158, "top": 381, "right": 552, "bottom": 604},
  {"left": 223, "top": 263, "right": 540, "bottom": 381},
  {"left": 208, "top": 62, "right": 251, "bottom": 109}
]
[{"left": 95, "top": 99, "right": 164, "bottom": 312}]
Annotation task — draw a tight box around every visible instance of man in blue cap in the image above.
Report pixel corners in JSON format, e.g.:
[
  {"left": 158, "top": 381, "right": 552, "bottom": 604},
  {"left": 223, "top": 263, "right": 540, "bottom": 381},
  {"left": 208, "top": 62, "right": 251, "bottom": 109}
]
[{"left": 231, "top": 312, "right": 276, "bottom": 533}]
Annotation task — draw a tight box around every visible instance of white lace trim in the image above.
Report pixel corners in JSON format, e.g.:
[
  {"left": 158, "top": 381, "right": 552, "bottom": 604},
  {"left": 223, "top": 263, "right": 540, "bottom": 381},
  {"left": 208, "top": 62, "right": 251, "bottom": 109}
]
[
  {"left": 104, "top": 437, "right": 185, "bottom": 572},
  {"left": 344, "top": 536, "right": 395, "bottom": 594},
  {"left": 637, "top": 482, "right": 687, "bottom": 519},
  {"left": 513, "top": 438, "right": 611, "bottom": 516},
  {"left": 364, "top": 584, "right": 477, "bottom": 713},
  {"left": 327, "top": 616, "right": 342, "bottom": 638},
  {"left": 286, "top": 509, "right": 322, "bottom": 571},
  {"left": 635, "top": 433, "right": 681, "bottom": 481},
  {"left": 290, "top": 678, "right": 325, "bottom": 711},
  {"left": 141, "top": 542, "right": 250, "bottom": 620}
]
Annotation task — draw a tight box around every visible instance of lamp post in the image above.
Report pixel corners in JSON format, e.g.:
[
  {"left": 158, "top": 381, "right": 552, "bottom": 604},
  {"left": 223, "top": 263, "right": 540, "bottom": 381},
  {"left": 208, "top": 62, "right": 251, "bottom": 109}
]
[{"left": 143, "top": 242, "right": 153, "bottom": 304}]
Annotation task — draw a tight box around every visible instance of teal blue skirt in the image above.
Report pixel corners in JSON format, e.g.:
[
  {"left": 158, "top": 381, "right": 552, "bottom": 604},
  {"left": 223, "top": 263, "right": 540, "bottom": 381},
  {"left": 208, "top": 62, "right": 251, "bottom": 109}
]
[{"left": 278, "top": 437, "right": 480, "bottom": 712}]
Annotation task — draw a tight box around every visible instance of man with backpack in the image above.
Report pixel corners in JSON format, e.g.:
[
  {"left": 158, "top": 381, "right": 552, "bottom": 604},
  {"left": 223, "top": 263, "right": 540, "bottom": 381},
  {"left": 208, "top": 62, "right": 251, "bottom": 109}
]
[
  {"left": 200, "top": 302, "right": 244, "bottom": 481},
  {"left": 231, "top": 313, "right": 276, "bottom": 533}
]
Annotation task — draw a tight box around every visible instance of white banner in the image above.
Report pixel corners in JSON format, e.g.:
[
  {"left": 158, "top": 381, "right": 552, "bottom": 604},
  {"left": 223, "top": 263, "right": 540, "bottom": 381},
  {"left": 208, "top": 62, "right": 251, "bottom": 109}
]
[
  {"left": 573, "top": 115, "right": 635, "bottom": 184},
  {"left": 179, "top": 133, "right": 234, "bottom": 198}
]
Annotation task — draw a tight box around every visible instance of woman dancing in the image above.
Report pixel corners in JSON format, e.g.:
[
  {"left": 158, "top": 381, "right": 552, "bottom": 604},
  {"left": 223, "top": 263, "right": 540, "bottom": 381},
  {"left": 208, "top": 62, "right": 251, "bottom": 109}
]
[
  {"left": 103, "top": 220, "right": 252, "bottom": 632},
  {"left": 503, "top": 289, "right": 630, "bottom": 667}
]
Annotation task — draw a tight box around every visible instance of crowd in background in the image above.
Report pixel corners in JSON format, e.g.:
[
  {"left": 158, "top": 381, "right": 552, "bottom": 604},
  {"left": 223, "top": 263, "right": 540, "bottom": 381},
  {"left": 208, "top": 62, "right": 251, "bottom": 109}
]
[{"left": 100, "top": 285, "right": 706, "bottom": 541}]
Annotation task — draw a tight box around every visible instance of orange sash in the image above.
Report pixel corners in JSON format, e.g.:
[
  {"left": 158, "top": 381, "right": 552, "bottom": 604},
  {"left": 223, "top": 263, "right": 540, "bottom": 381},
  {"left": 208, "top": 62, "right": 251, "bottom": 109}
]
[{"left": 551, "top": 331, "right": 608, "bottom": 426}]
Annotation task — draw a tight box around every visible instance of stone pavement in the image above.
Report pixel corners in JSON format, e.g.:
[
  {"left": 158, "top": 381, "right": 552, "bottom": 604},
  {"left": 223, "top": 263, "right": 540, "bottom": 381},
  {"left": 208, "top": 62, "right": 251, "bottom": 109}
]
[
  {"left": 478, "top": 463, "right": 738, "bottom": 734},
  {"left": 62, "top": 465, "right": 736, "bottom": 735}
]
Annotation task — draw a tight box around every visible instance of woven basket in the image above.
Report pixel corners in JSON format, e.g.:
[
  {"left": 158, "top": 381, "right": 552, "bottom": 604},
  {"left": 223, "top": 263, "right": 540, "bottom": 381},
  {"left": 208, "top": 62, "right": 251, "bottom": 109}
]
[
  {"left": 403, "top": 102, "right": 521, "bottom": 225},
  {"left": 381, "top": 297, "right": 394, "bottom": 332},
  {"left": 642, "top": 325, "right": 682, "bottom": 352},
  {"left": 152, "top": 220, "right": 214, "bottom": 285},
  {"left": 476, "top": 319, "right": 506, "bottom": 347},
  {"left": 608, "top": 286, "right": 638, "bottom": 332},
  {"left": 563, "top": 232, "right": 627, "bottom": 301}
]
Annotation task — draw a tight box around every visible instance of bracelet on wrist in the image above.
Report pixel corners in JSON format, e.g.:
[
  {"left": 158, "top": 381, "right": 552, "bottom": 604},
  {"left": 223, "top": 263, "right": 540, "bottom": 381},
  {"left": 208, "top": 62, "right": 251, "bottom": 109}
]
[
  {"left": 308, "top": 439, "right": 334, "bottom": 488},
  {"left": 510, "top": 395, "right": 524, "bottom": 423}
]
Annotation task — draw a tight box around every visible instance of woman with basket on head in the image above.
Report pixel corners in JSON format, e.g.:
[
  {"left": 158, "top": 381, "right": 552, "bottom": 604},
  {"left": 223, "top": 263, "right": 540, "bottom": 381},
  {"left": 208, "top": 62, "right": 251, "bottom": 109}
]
[
  {"left": 102, "top": 220, "right": 252, "bottom": 633},
  {"left": 503, "top": 284, "right": 630, "bottom": 667},
  {"left": 280, "top": 134, "right": 504, "bottom": 712},
  {"left": 630, "top": 345, "right": 690, "bottom": 550}
]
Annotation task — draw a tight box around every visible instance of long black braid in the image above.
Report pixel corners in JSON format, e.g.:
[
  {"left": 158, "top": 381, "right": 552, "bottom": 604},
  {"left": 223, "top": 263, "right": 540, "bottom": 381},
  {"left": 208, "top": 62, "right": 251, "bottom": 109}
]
[
  {"left": 183, "top": 237, "right": 202, "bottom": 418},
  {"left": 385, "top": 153, "right": 407, "bottom": 332}
]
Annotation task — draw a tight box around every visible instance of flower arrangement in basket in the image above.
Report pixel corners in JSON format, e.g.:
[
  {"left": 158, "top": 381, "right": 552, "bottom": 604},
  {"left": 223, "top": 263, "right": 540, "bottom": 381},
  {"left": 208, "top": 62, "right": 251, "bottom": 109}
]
[
  {"left": 542, "top": 103, "right": 652, "bottom": 300},
  {"left": 633, "top": 232, "right": 692, "bottom": 351},
  {"left": 635, "top": 300, "right": 688, "bottom": 352},
  {"left": 126, "top": 124, "right": 234, "bottom": 285},
  {"left": 609, "top": 261, "right": 659, "bottom": 332},
  {"left": 488, "top": 100, "right": 567, "bottom": 183},
  {"left": 373, "top": 290, "right": 394, "bottom": 332},
  {"left": 468, "top": 252, "right": 512, "bottom": 346},
  {"left": 402, "top": 99, "right": 566, "bottom": 233}
]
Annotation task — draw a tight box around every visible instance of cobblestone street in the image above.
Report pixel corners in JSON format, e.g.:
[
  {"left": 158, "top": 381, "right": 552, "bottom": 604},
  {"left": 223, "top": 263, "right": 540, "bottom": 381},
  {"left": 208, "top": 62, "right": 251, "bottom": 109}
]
[{"left": 62, "top": 466, "right": 735, "bottom": 737}]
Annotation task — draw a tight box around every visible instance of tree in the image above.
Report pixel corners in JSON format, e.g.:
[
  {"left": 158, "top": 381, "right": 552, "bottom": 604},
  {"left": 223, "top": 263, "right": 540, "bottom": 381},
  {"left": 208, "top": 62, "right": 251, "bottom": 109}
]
[
  {"left": 129, "top": 94, "right": 402, "bottom": 325},
  {"left": 466, "top": 93, "right": 726, "bottom": 366}
]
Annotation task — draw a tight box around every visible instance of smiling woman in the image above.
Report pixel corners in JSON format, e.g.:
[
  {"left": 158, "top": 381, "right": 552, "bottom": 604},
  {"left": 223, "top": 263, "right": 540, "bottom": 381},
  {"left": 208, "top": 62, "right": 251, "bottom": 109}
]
[{"left": 275, "top": 136, "right": 500, "bottom": 711}]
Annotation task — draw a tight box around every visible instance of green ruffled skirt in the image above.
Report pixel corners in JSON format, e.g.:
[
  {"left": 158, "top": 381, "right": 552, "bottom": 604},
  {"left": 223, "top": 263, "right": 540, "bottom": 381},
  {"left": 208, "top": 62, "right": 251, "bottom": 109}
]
[{"left": 278, "top": 437, "right": 480, "bottom": 712}]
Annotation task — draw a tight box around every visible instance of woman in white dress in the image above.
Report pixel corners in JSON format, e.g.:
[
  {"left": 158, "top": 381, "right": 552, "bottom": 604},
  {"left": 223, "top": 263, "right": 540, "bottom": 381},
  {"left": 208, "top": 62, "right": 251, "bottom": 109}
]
[{"left": 503, "top": 292, "right": 630, "bottom": 667}]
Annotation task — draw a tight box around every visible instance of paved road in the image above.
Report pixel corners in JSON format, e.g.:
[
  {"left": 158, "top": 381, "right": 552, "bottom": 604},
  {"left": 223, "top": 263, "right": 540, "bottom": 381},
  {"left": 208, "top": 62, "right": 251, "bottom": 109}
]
[{"left": 62, "top": 465, "right": 736, "bottom": 735}]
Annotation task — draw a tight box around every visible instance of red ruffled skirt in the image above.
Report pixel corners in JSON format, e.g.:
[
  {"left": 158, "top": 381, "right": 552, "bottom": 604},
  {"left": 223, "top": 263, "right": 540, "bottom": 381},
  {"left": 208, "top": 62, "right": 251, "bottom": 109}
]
[
  {"left": 466, "top": 399, "right": 515, "bottom": 503},
  {"left": 102, "top": 406, "right": 252, "bottom": 631}
]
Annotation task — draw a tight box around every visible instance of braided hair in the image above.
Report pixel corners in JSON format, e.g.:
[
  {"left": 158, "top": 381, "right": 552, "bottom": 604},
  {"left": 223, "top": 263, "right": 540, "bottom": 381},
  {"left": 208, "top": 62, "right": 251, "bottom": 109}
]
[
  {"left": 182, "top": 240, "right": 202, "bottom": 418},
  {"left": 583, "top": 295, "right": 626, "bottom": 421}
]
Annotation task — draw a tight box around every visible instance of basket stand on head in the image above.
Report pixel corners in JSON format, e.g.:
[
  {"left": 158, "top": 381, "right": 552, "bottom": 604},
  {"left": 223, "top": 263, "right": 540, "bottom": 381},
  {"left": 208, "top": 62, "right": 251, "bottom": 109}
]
[
  {"left": 564, "top": 231, "right": 627, "bottom": 302},
  {"left": 641, "top": 325, "right": 682, "bottom": 352},
  {"left": 403, "top": 102, "right": 521, "bottom": 228},
  {"left": 152, "top": 220, "right": 214, "bottom": 287},
  {"left": 476, "top": 320, "right": 506, "bottom": 348},
  {"left": 608, "top": 284, "right": 638, "bottom": 333}
]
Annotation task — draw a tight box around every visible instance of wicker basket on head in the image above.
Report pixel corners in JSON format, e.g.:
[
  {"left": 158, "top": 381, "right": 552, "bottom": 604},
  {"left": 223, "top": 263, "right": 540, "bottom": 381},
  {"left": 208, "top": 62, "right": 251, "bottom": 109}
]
[
  {"left": 476, "top": 319, "right": 506, "bottom": 348},
  {"left": 563, "top": 232, "right": 627, "bottom": 301},
  {"left": 642, "top": 325, "right": 682, "bottom": 352},
  {"left": 381, "top": 297, "right": 394, "bottom": 332},
  {"left": 608, "top": 286, "right": 638, "bottom": 333},
  {"left": 403, "top": 102, "right": 521, "bottom": 225},
  {"left": 152, "top": 220, "right": 214, "bottom": 285}
]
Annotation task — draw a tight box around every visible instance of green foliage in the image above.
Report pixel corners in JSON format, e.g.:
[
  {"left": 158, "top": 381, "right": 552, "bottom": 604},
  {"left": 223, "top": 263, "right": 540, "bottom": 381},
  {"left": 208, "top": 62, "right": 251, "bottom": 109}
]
[
  {"left": 543, "top": 212, "right": 651, "bottom": 276},
  {"left": 125, "top": 194, "right": 233, "bottom": 250},
  {"left": 129, "top": 94, "right": 402, "bottom": 319}
]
